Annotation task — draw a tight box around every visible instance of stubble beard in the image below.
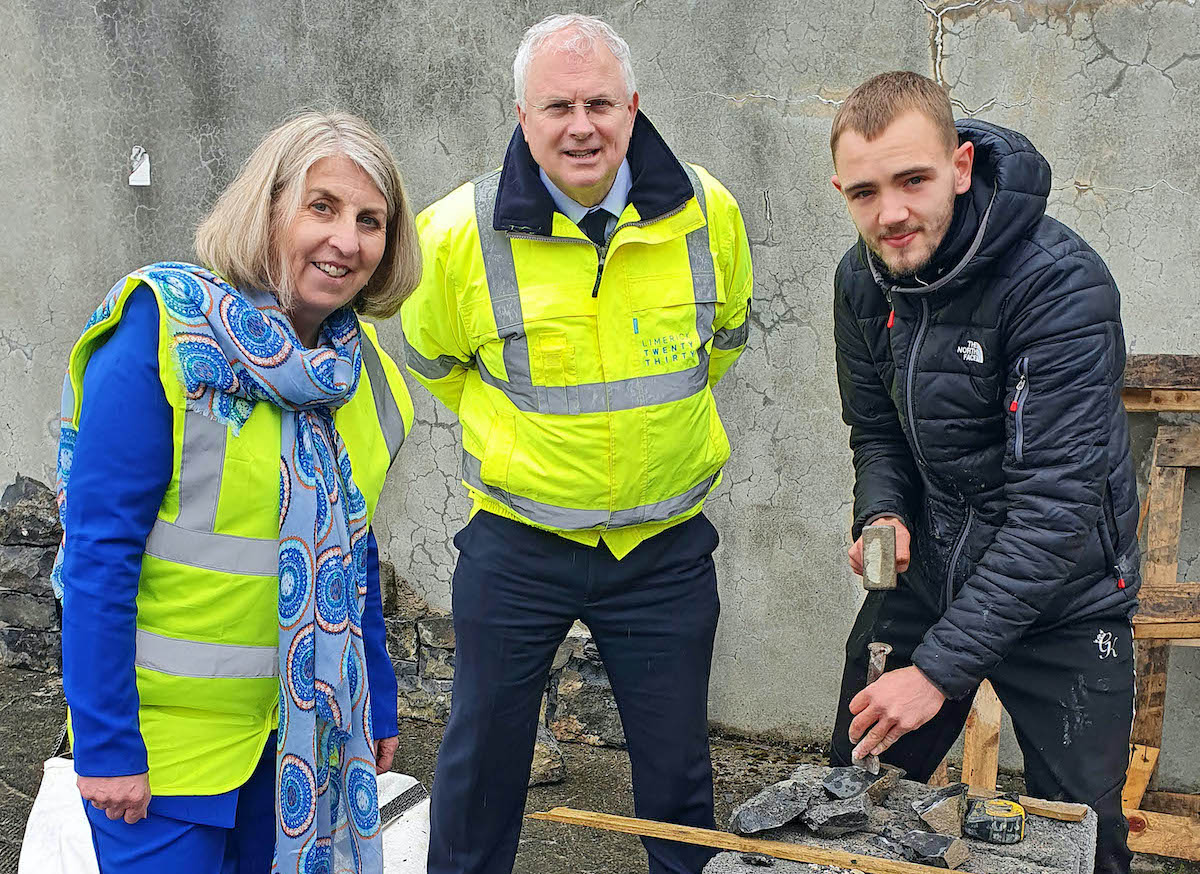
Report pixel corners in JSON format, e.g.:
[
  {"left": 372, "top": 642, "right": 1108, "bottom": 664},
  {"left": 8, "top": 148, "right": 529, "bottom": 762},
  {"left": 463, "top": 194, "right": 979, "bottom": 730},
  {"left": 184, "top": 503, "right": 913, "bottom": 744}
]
[{"left": 867, "top": 192, "right": 956, "bottom": 281}]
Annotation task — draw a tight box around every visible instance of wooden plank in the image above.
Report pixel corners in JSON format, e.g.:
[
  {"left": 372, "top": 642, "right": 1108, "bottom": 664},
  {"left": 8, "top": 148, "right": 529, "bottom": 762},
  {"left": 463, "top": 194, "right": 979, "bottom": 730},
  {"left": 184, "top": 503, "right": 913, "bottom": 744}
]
[
  {"left": 927, "top": 758, "right": 950, "bottom": 787},
  {"left": 961, "top": 680, "right": 1001, "bottom": 796},
  {"left": 527, "top": 808, "right": 962, "bottom": 873},
  {"left": 1132, "top": 640, "right": 1170, "bottom": 748},
  {"left": 1134, "top": 621, "right": 1200, "bottom": 640},
  {"left": 1124, "top": 745, "right": 1161, "bottom": 810},
  {"left": 1142, "top": 791, "right": 1200, "bottom": 818},
  {"left": 1124, "top": 355, "right": 1200, "bottom": 391},
  {"left": 1136, "top": 461, "right": 1192, "bottom": 621},
  {"left": 1125, "top": 808, "right": 1200, "bottom": 861},
  {"left": 1153, "top": 426, "right": 1200, "bottom": 468},
  {"left": 1123, "top": 389, "right": 1200, "bottom": 413}
]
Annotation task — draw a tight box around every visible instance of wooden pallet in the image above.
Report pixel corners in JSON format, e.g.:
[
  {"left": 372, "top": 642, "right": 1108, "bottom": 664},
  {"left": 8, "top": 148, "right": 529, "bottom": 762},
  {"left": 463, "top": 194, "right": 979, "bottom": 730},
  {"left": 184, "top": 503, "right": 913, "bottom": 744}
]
[{"left": 943, "top": 355, "right": 1200, "bottom": 861}]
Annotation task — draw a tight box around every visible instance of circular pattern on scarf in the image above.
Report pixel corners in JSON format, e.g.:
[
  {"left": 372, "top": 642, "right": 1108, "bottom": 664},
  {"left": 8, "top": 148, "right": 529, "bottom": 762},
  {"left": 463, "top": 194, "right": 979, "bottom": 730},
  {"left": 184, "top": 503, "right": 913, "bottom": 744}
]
[
  {"left": 278, "top": 538, "right": 313, "bottom": 629},
  {"left": 286, "top": 623, "right": 316, "bottom": 710},
  {"left": 315, "top": 547, "right": 348, "bottom": 633},
  {"left": 343, "top": 643, "right": 362, "bottom": 706},
  {"left": 297, "top": 834, "right": 331, "bottom": 874},
  {"left": 147, "top": 269, "right": 207, "bottom": 322},
  {"left": 316, "top": 722, "right": 333, "bottom": 794},
  {"left": 279, "top": 458, "right": 292, "bottom": 528},
  {"left": 361, "top": 693, "right": 372, "bottom": 746},
  {"left": 277, "top": 683, "right": 290, "bottom": 744},
  {"left": 306, "top": 349, "right": 341, "bottom": 394},
  {"left": 58, "top": 429, "right": 76, "bottom": 479},
  {"left": 328, "top": 775, "right": 346, "bottom": 834},
  {"left": 325, "top": 309, "right": 358, "bottom": 348},
  {"left": 219, "top": 293, "right": 292, "bottom": 368},
  {"left": 314, "top": 678, "right": 343, "bottom": 727},
  {"left": 312, "top": 428, "right": 340, "bottom": 505},
  {"left": 279, "top": 754, "right": 318, "bottom": 838},
  {"left": 340, "top": 452, "right": 366, "bottom": 518},
  {"left": 344, "top": 758, "right": 380, "bottom": 837},
  {"left": 174, "top": 333, "right": 238, "bottom": 394},
  {"left": 349, "top": 528, "right": 368, "bottom": 596},
  {"left": 294, "top": 430, "right": 317, "bottom": 490}
]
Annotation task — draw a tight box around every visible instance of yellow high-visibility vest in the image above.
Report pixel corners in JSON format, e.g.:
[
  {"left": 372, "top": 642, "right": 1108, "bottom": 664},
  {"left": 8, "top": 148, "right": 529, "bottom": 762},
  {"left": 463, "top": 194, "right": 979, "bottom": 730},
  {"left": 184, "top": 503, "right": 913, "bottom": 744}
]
[{"left": 63, "top": 271, "right": 412, "bottom": 795}]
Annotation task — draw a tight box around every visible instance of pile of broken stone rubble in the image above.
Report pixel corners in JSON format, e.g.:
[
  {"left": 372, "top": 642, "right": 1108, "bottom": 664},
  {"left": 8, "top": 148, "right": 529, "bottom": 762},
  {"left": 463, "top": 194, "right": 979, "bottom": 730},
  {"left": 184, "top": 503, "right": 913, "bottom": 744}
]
[{"left": 707, "top": 763, "right": 1098, "bottom": 873}]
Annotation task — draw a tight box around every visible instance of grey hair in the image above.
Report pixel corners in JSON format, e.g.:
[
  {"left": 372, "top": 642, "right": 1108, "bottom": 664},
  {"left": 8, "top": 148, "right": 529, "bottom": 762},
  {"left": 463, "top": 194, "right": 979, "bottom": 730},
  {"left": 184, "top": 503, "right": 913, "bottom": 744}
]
[{"left": 513, "top": 13, "right": 636, "bottom": 108}]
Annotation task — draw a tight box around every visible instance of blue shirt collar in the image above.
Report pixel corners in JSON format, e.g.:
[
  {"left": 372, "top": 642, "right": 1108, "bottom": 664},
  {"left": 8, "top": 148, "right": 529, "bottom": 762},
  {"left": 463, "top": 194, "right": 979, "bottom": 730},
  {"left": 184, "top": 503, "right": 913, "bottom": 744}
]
[{"left": 539, "top": 159, "right": 632, "bottom": 223}]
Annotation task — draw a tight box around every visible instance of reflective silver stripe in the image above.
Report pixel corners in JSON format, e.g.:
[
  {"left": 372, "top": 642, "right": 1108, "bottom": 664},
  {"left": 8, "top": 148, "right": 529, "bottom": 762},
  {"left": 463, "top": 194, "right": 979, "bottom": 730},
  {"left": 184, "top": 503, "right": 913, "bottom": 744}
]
[
  {"left": 144, "top": 520, "right": 279, "bottom": 576},
  {"left": 174, "top": 413, "right": 226, "bottom": 530},
  {"left": 473, "top": 170, "right": 534, "bottom": 394},
  {"left": 472, "top": 165, "right": 719, "bottom": 416},
  {"left": 713, "top": 319, "right": 750, "bottom": 350},
  {"left": 404, "top": 336, "right": 471, "bottom": 381},
  {"left": 360, "top": 335, "right": 406, "bottom": 463},
  {"left": 681, "top": 165, "right": 719, "bottom": 359},
  {"left": 476, "top": 357, "right": 709, "bottom": 414},
  {"left": 461, "top": 450, "right": 716, "bottom": 529},
  {"left": 135, "top": 628, "right": 278, "bottom": 679}
]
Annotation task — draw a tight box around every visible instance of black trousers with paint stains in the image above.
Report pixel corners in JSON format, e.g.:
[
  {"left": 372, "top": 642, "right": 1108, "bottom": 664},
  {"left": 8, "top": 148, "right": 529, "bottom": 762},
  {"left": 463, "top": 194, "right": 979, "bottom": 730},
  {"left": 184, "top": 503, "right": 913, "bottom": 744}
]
[{"left": 831, "top": 585, "right": 1135, "bottom": 874}]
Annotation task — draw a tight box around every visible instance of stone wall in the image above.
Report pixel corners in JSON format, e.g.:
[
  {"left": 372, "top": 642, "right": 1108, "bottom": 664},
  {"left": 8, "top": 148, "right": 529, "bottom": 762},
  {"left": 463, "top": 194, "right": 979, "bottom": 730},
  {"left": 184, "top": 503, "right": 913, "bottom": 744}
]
[{"left": 0, "top": 477, "right": 62, "bottom": 673}]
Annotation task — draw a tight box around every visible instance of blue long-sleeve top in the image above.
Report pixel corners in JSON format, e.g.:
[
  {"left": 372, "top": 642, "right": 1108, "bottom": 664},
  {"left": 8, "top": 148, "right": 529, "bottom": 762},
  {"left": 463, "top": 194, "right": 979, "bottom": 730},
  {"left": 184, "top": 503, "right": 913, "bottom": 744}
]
[{"left": 61, "top": 288, "right": 398, "bottom": 826}]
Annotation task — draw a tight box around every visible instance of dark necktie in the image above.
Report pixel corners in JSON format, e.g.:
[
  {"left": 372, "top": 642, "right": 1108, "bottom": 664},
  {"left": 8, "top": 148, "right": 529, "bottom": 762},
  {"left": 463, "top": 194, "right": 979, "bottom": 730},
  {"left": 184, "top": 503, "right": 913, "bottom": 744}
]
[{"left": 578, "top": 209, "right": 610, "bottom": 246}]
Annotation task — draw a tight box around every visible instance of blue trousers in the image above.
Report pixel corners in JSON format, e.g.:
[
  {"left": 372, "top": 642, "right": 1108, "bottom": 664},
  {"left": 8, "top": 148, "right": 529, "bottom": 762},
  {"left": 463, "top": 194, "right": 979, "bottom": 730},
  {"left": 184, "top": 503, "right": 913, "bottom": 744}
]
[
  {"left": 428, "top": 511, "right": 722, "bottom": 874},
  {"left": 85, "top": 740, "right": 274, "bottom": 874}
]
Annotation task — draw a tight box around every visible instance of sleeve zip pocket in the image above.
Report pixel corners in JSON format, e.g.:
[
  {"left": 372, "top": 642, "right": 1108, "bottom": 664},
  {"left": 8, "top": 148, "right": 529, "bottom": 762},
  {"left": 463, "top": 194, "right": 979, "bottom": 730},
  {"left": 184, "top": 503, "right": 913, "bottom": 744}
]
[{"left": 1010, "top": 357, "right": 1029, "bottom": 463}]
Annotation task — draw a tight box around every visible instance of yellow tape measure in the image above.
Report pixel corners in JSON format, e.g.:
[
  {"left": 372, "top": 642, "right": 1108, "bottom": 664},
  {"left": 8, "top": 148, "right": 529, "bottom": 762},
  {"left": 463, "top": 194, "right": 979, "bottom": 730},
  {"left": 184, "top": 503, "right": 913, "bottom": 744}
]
[{"left": 964, "top": 798, "right": 1026, "bottom": 844}]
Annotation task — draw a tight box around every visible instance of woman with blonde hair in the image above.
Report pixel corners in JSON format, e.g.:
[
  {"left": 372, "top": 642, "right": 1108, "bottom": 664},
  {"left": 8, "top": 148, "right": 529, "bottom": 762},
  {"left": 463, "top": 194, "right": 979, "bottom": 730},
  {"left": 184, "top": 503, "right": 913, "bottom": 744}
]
[{"left": 54, "top": 110, "right": 420, "bottom": 873}]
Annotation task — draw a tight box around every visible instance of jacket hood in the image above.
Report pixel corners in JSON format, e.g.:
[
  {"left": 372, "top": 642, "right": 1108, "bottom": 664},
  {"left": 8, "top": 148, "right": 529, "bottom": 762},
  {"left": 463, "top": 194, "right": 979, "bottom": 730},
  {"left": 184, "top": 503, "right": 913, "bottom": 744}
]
[
  {"left": 868, "top": 119, "right": 1052, "bottom": 295},
  {"left": 492, "top": 111, "right": 693, "bottom": 236}
]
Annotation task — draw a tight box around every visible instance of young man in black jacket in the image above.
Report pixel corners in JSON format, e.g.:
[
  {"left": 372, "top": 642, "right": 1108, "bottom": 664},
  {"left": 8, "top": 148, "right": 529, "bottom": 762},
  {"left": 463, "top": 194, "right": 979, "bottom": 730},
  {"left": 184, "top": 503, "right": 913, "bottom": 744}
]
[{"left": 828, "top": 71, "right": 1139, "bottom": 874}]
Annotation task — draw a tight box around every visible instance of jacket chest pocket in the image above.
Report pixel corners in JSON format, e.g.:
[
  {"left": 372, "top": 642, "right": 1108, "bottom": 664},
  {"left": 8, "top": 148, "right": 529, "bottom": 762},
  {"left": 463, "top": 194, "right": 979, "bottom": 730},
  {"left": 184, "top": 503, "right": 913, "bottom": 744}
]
[
  {"left": 914, "top": 324, "right": 1003, "bottom": 422},
  {"left": 628, "top": 269, "right": 720, "bottom": 375}
]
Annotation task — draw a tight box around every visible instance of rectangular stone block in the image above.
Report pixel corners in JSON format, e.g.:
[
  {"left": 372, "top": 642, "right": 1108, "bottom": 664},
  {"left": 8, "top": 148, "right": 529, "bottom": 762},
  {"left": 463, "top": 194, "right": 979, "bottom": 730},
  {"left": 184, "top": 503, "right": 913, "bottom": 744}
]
[
  {"left": 0, "top": 545, "right": 57, "bottom": 596},
  {"left": 420, "top": 645, "right": 455, "bottom": 680},
  {"left": 396, "top": 674, "right": 453, "bottom": 724},
  {"left": 417, "top": 616, "right": 455, "bottom": 650},
  {"left": 386, "top": 617, "right": 418, "bottom": 662},
  {"left": 0, "top": 627, "right": 60, "bottom": 672},
  {"left": 0, "top": 592, "right": 58, "bottom": 631}
]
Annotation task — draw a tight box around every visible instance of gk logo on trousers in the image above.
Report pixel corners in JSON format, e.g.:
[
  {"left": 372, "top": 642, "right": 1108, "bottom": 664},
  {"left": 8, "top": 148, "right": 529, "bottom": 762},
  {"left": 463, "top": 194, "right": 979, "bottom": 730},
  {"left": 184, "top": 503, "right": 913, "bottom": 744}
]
[{"left": 1094, "top": 630, "right": 1116, "bottom": 659}]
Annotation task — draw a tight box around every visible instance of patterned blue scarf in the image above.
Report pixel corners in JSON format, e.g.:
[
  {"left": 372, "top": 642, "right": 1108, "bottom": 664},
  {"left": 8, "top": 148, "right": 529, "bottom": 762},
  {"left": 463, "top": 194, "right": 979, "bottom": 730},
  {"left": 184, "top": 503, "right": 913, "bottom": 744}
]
[{"left": 53, "top": 262, "right": 382, "bottom": 874}]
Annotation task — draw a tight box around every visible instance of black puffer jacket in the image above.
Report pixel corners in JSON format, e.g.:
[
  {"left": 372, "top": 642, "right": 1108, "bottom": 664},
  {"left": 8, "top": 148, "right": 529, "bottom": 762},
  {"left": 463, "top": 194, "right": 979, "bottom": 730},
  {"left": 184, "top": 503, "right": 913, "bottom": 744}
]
[{"left": 834, "top": 120, "right": 1140, "bottom": 700}]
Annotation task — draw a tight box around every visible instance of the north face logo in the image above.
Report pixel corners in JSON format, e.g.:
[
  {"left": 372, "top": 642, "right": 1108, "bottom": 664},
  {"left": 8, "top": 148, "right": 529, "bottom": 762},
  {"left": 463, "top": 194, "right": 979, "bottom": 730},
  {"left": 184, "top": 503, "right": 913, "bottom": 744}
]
[{"left": 957, "top": 340, "right": 984, "bottom": 364}]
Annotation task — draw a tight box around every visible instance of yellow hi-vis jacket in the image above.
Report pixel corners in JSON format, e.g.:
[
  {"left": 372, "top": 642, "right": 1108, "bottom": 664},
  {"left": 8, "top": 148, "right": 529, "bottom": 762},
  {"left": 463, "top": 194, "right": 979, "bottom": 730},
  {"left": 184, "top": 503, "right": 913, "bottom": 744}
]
[
  {"left": 402, "top": 115, "right": 752, "bottom": 558},
  {"left": 63, "top": 270, "right": 412, "bottom": 795}
]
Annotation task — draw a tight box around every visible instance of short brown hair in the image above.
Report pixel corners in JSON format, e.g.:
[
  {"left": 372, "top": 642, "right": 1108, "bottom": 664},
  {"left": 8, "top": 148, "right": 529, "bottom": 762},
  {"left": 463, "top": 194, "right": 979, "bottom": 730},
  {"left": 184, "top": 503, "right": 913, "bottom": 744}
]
[
  {"left": 195, "top": 110, "right": 421, "bottom": 320},
  {"left": 830, "top": 72, "right": 958, "bottom": 163}
]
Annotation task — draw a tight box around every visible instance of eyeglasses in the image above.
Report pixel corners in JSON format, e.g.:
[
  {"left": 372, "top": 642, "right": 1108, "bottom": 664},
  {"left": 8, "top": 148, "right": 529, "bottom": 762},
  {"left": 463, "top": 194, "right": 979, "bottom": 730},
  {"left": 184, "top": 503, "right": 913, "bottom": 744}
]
[{"left": 529, "top": 98, "right": 627, "bottom": 120}]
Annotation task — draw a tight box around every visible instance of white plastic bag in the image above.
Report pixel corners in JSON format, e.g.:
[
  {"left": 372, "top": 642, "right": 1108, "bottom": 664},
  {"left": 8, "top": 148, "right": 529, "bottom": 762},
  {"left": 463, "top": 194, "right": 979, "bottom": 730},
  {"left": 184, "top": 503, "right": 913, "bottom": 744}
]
[
  {"left": 18, "top": 757, "right": 429, "bottom": 874},
  {"left": 18, "top": 757, "right": 99, "bottom": 874},
  {"left": 377, "top": 771, "right": 431, "bottom": 873}
]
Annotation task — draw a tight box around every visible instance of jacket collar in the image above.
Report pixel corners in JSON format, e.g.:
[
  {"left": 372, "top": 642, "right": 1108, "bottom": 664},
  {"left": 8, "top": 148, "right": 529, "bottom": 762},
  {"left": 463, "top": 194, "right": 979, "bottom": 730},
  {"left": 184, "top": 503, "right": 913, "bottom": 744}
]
[{"left": 491, "top": 111, "right": 694, "bottom": 236}]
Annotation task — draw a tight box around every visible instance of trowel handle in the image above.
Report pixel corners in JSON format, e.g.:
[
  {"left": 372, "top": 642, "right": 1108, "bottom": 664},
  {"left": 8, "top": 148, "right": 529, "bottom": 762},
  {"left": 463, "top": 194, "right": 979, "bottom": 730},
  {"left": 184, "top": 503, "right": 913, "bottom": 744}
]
[{"left": 861, "top": 524, "right": 898, "bottom": 591}]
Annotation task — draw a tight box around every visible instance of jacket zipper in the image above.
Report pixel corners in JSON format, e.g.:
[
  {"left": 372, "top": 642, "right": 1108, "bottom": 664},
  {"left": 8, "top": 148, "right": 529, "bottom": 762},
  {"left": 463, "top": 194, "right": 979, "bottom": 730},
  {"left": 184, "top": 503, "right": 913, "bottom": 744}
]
[
  {"left": 1096, "top": 487, "right": 1127, "bottom": 590},
  {"left": 905, "top": 297, "right": 931, "bottom": 467},
  {"left": 1011, "top": 357, "right": 1029, "bottom": 463},
  {"left": 946, "top": 505, "right": 975, "bottom": 609}
]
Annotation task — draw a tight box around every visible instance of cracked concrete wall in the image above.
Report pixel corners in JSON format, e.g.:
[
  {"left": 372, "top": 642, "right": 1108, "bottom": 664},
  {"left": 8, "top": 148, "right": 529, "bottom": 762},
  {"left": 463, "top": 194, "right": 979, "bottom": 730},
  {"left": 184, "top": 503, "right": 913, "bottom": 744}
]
[{"left": 3, "top": 0, "right": 1199, "bottom": 787}]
